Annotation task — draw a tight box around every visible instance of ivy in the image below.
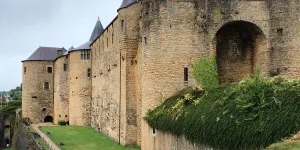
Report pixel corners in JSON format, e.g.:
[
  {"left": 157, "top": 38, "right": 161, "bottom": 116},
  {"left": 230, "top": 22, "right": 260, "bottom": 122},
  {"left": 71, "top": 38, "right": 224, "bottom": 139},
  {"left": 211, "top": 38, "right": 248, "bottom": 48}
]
[{"left": 146, "top": 76, "right": 300, "bottom": 150}]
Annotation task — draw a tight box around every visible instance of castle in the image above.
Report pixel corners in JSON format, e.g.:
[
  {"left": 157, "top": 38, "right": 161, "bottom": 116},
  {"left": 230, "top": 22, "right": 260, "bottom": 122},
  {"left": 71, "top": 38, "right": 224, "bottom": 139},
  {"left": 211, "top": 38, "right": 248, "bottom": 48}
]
[{"left": 22, "top": 0, "right": 300, "bottom": 149}]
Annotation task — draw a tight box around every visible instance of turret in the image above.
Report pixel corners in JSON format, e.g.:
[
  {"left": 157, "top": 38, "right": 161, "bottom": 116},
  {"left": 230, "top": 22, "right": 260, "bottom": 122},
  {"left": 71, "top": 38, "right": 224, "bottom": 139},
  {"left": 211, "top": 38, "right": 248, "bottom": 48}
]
[
  {"left": 68, "top": 18, "right": 104, "bottom": 125},
  {"left": 22, "top": 46, "right": 66, "bottom": 123}
]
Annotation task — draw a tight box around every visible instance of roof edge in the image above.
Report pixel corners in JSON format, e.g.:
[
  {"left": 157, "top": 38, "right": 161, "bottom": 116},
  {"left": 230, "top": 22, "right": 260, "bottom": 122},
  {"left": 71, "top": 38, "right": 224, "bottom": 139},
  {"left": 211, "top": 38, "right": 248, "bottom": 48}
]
[{"left": 90, "top": 16, "right": 118, "bottom": 46}]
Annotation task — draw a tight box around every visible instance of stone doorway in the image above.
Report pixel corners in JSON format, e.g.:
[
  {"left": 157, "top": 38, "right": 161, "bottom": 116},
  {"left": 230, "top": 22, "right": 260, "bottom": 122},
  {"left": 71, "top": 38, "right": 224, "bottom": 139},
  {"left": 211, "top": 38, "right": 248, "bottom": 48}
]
[
  {"left": 215, "top": 21, "right": 267, "bottom": 83},
  {"left": 44, "top": 116, "right": 53, "bottom": 122}
]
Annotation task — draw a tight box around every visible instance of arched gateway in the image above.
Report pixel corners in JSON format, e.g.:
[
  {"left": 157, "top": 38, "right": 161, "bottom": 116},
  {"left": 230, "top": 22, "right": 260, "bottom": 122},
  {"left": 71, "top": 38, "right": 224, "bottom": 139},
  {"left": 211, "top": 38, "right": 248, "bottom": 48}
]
[{"left": 215, "top": 21, "right": 268, "bottom": 83}]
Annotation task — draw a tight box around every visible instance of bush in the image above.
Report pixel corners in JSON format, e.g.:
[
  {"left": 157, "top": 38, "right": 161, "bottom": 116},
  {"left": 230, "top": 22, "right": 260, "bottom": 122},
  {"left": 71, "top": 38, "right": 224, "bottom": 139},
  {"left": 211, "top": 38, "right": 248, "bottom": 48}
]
[
  {"left": 192, "top": 55, "right": 218, "bottom": 89},
  {"left": 7, "top": 100, "right": 22, "bottom": 107},
  {"left": 146, "top": 76, "right": 300, "bottom": 150},
  {"left": 58, "top": 120, "right": 66, "bottom": 126}
]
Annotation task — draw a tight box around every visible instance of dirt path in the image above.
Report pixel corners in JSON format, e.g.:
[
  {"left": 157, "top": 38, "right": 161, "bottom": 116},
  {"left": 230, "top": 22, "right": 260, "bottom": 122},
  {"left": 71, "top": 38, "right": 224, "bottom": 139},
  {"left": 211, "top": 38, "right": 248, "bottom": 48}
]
[{"left": 32, "top": 123, "right": 61, "bottom": 150}]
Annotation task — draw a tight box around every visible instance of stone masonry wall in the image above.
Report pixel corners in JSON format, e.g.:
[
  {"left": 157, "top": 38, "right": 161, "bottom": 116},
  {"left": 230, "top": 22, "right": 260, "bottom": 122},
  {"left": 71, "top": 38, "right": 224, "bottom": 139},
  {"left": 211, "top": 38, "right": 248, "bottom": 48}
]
[
  {"left": 22, "top": 61, "right": 54, "bottom": 123},
  {"left": 53, "top": 56, "right": 69, "bottom": 124},
  {"left": 118, "top": 3, "right": 142, "bottom": 146},
  {"left": 141, "top": 0, "right": 270, "bottom": 149},
  {"left": 91, "top": 3, "right": 141, "bottom": 146},
  {"left": 91, "top": 17, "right": 122, "bottom": 143},
  {"left": 268, "top": 0, "right": 300, "bottom": 77},
  {"left": 68, "top": 51, "right": 92, "bottom": 126}
]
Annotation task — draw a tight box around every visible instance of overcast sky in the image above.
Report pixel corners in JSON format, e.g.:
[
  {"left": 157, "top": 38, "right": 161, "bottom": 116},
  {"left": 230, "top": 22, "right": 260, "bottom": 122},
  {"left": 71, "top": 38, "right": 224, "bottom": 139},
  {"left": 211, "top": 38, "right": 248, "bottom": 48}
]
[{"left": 0, "top": 0, "right": 123, "bottom": 91}]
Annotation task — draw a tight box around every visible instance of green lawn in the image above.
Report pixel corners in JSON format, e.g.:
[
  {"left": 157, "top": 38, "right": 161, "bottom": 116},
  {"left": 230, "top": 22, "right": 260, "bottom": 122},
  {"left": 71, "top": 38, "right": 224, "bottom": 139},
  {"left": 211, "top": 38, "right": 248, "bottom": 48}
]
[
  {"left": 3, "top": 148, "right": 11, "bottom": 150},
  {"left": 266, "top": 141, "right": 300, "bottom": 150},
  {"left": 39, "top": 126, "right": 140, "bottom": 150}
]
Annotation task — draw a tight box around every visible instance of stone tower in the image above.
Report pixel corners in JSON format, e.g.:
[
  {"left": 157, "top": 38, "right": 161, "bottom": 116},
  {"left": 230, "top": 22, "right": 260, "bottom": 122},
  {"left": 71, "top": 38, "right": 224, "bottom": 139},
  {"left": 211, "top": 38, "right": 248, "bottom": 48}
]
[
  {"left": 22, "top": 47, "right": 66, "bottom": 123},
  {"left": 68, "top": 18, "right": 104, "bottom": 126},
  {"left": 90, "top": 0, "right": 141, "bottom": 146},
  {"left": 53, "top": 46, "right": 73, "bottom": 124}
]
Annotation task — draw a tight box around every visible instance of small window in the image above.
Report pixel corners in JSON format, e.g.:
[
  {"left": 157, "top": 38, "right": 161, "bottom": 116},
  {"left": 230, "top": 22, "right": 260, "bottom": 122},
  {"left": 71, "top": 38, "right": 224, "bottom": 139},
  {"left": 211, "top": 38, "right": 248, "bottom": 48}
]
[
  {"left": 184, "top": 68, "right": 188, "bottom": 82},
  {"left": 44, "top": 82, "right": 50, "bottom": 90},
  {"left": 24, "top": 67, "right": 26, "bottom": 74},
  {"left": 81, "top": 50, "right": 90, "bottom": 60},
  {"left": 107, "top": 38, "right": 109, "bottom": 47},
  {"left": 57, "top": 50, "right": 63, "bottom": 57},
  {"left": 5, "top": 125, "right": 10, "bottom": 129},
  {"left": 153, "top": 128, "right": 156, "bottom": 134},
  {"left": 47, "top": 67, "right": 53, "bottom": 73},
  {"left": 121, "top": 20, "right": 125, "bottom": 32},
  {"left": 277, "top": 28, "right": 283, "bottom": 36},
  {"left": 112, "top": 33, "right": 114, "bottom": 44},
  {"left": 144, "top": 37, "right": 147, "bottom": 45},
  {"left": 65, "top": 115, "right": 68, "bottom": 118},
  {"left": 59, "top": 115, "right": 61, "bottom": 118},
  {"left": 87, "top": 68, "right": 91, "bottom": 77},
  {"left": 42, "top": 108, "right": 47, "bottom": 112},
  {"left": 64, "top": 64, "right": 67, "bottom": 71}
]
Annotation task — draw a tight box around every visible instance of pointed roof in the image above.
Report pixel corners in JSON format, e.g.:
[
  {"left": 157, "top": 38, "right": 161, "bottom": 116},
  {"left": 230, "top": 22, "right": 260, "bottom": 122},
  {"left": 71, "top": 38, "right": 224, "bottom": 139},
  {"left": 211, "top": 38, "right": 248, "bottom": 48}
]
[
  {"left": 119, "top": 0, "right": 138, "bottom": 10},
  {"left": 22, "top": 46, "right": 66, "bottom": 62},
  {"left": 89, "top": 17, "right": 104, "bottom": 41},
  {"left": 63, "top": 46, "right": 74, "bottom": 55},
  {"left": 71, "top": 18, "right": 104, "bottom": 51}
]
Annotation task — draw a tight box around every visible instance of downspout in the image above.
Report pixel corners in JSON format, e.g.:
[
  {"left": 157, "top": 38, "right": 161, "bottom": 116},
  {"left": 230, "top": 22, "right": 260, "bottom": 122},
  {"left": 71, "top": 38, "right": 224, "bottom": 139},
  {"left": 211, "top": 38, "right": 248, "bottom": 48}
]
[{"left": 119, "top": 47, "right": 122, "bottom": 144}]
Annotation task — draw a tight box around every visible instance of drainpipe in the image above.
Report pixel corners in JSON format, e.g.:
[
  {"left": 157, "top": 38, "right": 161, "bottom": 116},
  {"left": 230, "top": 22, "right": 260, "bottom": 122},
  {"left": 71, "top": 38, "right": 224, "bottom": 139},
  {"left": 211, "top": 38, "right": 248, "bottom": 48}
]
[{"left": 119, "top": 48, "right": 122, "bottom": 144}]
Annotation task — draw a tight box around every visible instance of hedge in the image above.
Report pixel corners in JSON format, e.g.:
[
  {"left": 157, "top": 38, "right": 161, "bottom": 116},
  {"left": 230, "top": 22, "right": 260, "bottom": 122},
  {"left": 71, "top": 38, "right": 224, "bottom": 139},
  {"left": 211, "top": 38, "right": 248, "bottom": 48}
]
[{"left": 146, "top": 76, "right": 300, "bottom": 150}]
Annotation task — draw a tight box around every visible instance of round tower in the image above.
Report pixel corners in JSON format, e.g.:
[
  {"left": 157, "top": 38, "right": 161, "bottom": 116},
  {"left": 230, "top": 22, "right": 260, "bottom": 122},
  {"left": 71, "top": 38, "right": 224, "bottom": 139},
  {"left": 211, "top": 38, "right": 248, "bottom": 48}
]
[
  {"left": 68, "top": 19, "right": 103, "bottom": 126},
  {"left": 117, "top": 0, "right": 141, "bottom": 146},
  {"left": 53, "top": 46, "right": 73, "bottom": 124},
  {"left": 22, "top": 47, "right": 66, "bottom": 123}
]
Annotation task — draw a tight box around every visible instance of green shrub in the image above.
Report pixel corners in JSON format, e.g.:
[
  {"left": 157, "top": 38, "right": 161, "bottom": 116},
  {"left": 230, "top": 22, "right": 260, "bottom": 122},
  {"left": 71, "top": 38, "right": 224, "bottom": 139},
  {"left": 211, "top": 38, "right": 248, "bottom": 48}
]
[
  {"left": 146, "top": 76, "right": 300, "bottom": 150},
  {"left": 58, "top": 120, "right": 66, "bottom": 126},
  {"left": 192, "top": 55, "right": 218, "bottom": 89},
  {"left": 7, "top": 100, "right": 22, "bottom": 107}
]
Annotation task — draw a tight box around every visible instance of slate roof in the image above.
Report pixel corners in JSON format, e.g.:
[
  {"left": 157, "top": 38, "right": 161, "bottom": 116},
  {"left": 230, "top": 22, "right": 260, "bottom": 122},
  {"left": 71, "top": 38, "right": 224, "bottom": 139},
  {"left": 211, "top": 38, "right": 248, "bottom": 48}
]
[
  {"left": 63, "top": 46, "right": 74, "bottom": 56},
  {"left": 23, "top": 46, "right": 66, "bottom": 62},
  {"left": 71, "top": 18, "right": 104, "bottom": 51},
  {"left": 119, "top": 0, "right": 138, "bottom": 10}
]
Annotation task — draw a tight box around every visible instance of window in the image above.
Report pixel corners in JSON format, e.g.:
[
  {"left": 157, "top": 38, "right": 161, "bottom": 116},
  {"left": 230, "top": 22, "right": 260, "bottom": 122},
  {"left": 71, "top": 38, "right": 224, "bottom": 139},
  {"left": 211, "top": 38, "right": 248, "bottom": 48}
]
[
  {"left": 87, "top": 68, "right": 91, "bottom": 77},
  {"left": 144, "top": 37, "right": 147, "bottom": 45},
  {"left": 65, "top": 115, "right": 68, "bottom": 118},
  {"left": 107, "top": 38, "right": 109, "bottom": 47},
  {"left": 121, "top": 20, "right": 125, "bottom": 32},
  {"left": 42, "top": 108, "right": 47, "bottom": 112},
  {"left": 112, "top": 33, "right": 114, "bottom": 44},
  {"left": 81, "top": 50, "right": 90, "bottom": 60},
  {"left": 277, "top": 28, "right": 283, "bottom": 36},
  {"left": 64, "top": 64, "right": 67, "bottom": 71},
  {"left": 44, "top": 82, "right": 50, "bottom": 90},
  {"left": 24, "top": 67, "right": 26, "bottom": 74},
  {"left": 184, "top": 68, "right": 188, "bottom": 82},
  {"left": 47, "top": 67, "right": 53, "bottom": 73},
  {"left": 57, "top": 50, "right": 63, "bottom": 57}
]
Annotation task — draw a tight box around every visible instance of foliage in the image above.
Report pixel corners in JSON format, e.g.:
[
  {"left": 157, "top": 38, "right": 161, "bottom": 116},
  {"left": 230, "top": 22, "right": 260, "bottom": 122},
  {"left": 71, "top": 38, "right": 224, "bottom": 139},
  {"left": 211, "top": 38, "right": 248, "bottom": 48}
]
[
  {"left": 0, "top": 106, "right": 19, "bottom": 115},
  {"left": 6, "top": 100, "right": 22, "bottom": 107},
  {"left": 192, "top": 55, "right": 218, "bottom": 89},
  {"left": 146, "top": 76, "right": 300, "bottom": 150},
  {"left": 58, "top": 120, "right": 66, "bottom": 126},
  {"left": 40, "top": 126, "right": 140, "bottom": 150},
  {"left": 9, "top": 85, "right": 22, "bottom": 100},
  {"left": 266, "top": 141, "right": 300, "bottom": 150}
]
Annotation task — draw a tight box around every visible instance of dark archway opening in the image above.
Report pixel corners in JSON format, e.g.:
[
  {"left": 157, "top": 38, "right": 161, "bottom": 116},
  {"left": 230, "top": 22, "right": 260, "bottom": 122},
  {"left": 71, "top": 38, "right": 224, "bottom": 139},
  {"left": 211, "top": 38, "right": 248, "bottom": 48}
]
[
  {"left": 44, "top": 116, "right": 53, "bottom": 122},
  {"left": 215, "top": 21, "right": 267, "bottom": 83},
  {"left": 5, "top": 138, "right": 9, "bottom": 147}
]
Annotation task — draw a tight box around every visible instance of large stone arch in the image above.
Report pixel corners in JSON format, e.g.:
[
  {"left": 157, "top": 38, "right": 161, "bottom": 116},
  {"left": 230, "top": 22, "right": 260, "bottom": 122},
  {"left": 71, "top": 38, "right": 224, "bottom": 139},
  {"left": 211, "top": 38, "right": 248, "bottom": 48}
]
[{"left": 214, "top": 21, "right": 269, "bottom": 83}]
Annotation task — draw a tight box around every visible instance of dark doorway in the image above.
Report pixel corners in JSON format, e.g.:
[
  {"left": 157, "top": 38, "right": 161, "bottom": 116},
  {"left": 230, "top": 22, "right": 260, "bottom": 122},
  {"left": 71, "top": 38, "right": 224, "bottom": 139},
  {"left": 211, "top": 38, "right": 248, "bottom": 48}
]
[
  {"left": 215, "top": 21, "right": 267, "bottom": 83},
  {"left": 44, "top": 116, "right": 53, "bottom": 122},
  {"left": 5, "top": 138, "right": 9, "bottom": 146}
]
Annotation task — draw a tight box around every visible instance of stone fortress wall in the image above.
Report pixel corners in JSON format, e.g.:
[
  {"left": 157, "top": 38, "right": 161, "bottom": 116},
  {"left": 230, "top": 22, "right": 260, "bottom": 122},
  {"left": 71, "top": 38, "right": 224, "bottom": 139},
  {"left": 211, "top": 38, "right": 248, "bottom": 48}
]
[{"left": 22, "top": 0, "right": 300, "bottom": 149}]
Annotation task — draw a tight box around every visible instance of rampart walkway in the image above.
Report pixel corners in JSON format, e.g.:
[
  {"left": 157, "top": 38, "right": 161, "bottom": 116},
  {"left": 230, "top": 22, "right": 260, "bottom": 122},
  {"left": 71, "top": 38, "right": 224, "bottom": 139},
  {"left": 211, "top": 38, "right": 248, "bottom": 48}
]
[{"left": 32, "top": 123, "right": 61, "bottom": 150}]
